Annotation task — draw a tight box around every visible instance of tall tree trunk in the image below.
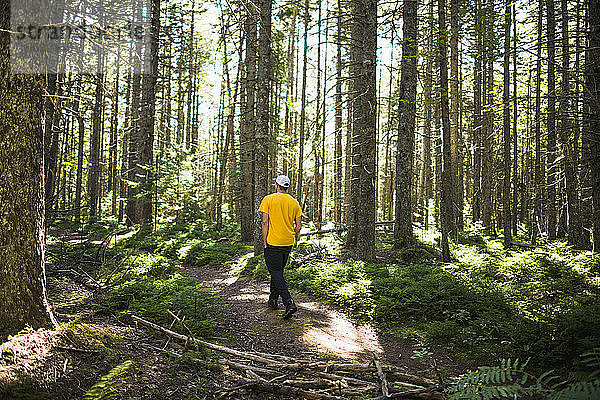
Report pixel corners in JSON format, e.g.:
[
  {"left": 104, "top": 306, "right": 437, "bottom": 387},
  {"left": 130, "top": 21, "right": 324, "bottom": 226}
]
[
  {"left": 512, "top": 4, "right": 518, "bottom": 236},
  {"left": 89, "top": 38, "right": 105, "bottom": 220},
  {"left": 394, "top": 0, "right": 418, "bottom": 248},
  {"left": 421, "top": 6, "right": 433, "bottom": 228},
  {"left": 136, "top": 0, "right": 160, "bottom": 226},
  {"left": 473, "top": 0, "right": 482, "bottom": 223},
  {"left": 532, "top": 0, "right": 543, "bottom": 244},
  {"left": 502, "top": 0, "right": 512, "bottom": 248},
  {"left": 334, "top": 0, "right": 343, "bottom": 224},
  {"left": 254, "top": 0, "right": 272, "bottom": 253},
  {"left": 547, "top": 0, "right": 558, "bottom": 240},
  {"left": 439, "top": 0, "right": 454, "bottom": 261},
  {"left": 0, "top": 0, "right": 57, "bottom": 331},
  {"left": 313, "top": 0, "right": 323, "bottom": 229},
  {"left": 240, "top": 4, "right": 257, "bottom": 243},
  {"left": 348, "top": 0, "right": 377, "bottom": 260},
  {"left": 297, "top": 0, "right": 309, "bottom": 208},
  {"left": 559, "top": 0, "right": 585, "bottom": 248},
  {"left": 585, "top": 0, "right": 600, "bottom": 252},
  {"left": 186, "top": 0, "right": 196, "bottom": 149},
  {"left": 450, "top": 0, "right": 462, "bottom": 232},
  {"left": 126, "top": 0, "right": 143, "bottom": 226},
  {"left": 110, "top": 47, "right": 121, "bottom": 217},
  {"left": 73, "top": 75, "right": 85, "bottom": 225}
]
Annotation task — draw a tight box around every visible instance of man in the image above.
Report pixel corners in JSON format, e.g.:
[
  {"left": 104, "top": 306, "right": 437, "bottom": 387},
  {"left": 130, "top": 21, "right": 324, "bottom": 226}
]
[{"left": 258, "top": 174, "right": 302, "bottom": 319}]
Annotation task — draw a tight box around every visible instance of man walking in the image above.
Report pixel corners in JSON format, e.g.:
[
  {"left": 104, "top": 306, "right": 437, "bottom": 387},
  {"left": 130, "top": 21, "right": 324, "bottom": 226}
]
[{"left": 258, "top": 175, "right": 302, "bottom": 319}]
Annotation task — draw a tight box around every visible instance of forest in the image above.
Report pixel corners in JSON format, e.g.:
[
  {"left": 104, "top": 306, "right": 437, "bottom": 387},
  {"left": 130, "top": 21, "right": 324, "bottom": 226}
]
[{"left": 0, "top": 0, "right": 600, "bottom": 396}]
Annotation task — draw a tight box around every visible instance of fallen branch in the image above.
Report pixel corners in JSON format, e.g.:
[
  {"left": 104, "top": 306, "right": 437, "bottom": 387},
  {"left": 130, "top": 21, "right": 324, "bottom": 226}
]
[
  {"left": 373, "top": 351, "right": 389, "bottom": 397},
  {"left": 131, "top": 315, "right": 280, "bottom": 365},
  {"left": 366, "top": 385, "right": 446, "bottom": 400},
  {"left": 224, "top": 378, "right": 347, "bottom": 400},
  {"left": 54, "top": 346, "right": 99, "bottom": 354}
]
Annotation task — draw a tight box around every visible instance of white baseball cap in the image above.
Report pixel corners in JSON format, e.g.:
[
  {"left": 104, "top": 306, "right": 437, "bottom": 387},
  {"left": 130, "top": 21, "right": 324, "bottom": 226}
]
[{"left": 273, "top": 175, "right": 290, "bottom": 187}]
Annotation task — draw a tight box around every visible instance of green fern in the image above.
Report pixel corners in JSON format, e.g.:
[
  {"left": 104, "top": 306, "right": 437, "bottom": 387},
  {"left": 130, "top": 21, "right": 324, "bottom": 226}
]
[
  {"left": 447, "top": 358, "right": 535, "bottom": 400},
  {"left": 85, "top": 360, "right": 134, "bottom": 400},
  {"left": 448, "top": 349, "right": 600, "bottom": 400}
]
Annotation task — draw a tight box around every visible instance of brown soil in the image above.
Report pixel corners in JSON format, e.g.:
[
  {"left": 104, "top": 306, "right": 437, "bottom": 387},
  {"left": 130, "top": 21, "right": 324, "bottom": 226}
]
[
  {"left": 0, "top": 250, "right": 463, "bottom": 400},
  {"left": 186, "top": 261, "right": 460, "bottom": 374}
]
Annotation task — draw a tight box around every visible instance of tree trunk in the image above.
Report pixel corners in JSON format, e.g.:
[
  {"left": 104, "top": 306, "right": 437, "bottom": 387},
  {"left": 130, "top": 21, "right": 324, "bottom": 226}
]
[
  {"left": 89, "top": 44, "right": 105, "bottom": 220},
  {"left": 585, "top": 0, "right": 600, "bottom": 252},
  {"left": 348, "top": 0, "right": 377, "bottom": 261},
  {"left": 559, "top": 0, "right": 585, "bottom": 248},
  {"left": 502, "top": 0, "right": 512, "bottom": 248},
  {"left": 334, "top": 0, "right": 343, "bottom": 225},
  {"left": 240, "top": 4, "right": 257, "bottom": 243},
  {"left": 297, "top": 0, "right": 309, "bottom": 208},
  {"left": 512, "top": 4, "right": 518, "bottom": 236},
  {"left": 394, "top": 0, "right": 418, "bottom": 248},
  {"left": 314, "top": 0, "right": 323, "bottom": 229},
  {"left": 450, "top": 0, "right": 462, "bottom": 232},
  {"left": 439, "top": 0, "right": 454, "bottom": 261},
  {"left": 0, "top": 1, "right": 57, "bottom": 332},
  {"left": 473, "top": 0, "right": 482, "bottom": 223},
  {"left": 254, "top": 0, "right": 272, "bottom": 254},
  {"left": 110, "top": 47, "right": 121, "bottom": 217},
  {"left": 136, "top": 0, "right": 160, "bottom": 226},
  {"left": 547, "top": 0, "right": 557, "bottom": 240},
  {"left": 126, "top": 0, "right": 143, "bottom": 225}
]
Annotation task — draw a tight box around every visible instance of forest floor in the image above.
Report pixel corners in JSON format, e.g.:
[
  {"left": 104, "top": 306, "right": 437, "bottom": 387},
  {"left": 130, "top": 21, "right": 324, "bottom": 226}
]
[{"left": 0, "top": 227, "right": 458, "bottom": 400}]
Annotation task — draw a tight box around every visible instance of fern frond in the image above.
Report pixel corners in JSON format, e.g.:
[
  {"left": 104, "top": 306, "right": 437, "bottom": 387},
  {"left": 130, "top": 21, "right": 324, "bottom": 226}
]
[
  {"left": 548, "top": 380, "right": 600, "bottom": 400},
  {"left": 85, "top": 360, "right": 134, "bottom": 400}
]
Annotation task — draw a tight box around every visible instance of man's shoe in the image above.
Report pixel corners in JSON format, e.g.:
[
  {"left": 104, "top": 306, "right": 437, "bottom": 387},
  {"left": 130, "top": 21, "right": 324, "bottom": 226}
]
[
  {"left": 282, "top": 301, "right": 298, "bottom": 319},
  {"left": 267, "top": 298, "right": 278, "bottom": 310}
]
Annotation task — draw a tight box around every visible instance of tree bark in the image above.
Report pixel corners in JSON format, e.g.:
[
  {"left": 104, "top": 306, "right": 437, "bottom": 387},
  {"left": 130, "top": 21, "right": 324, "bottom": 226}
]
[
  {"left": 297, "top": 0, "right": 309, "bottom": 208},
  {"left": 559, "top": 0, "right": 585, "bottom": 248},
  {"left": 0, "top": 0, "right": 57, "bottom": 332},
  {"left": 136, "top": 0, "right": 160, "bottom": 226},
  {"left": 334, "top": 0, "right": 343, "bottom": 225},
  {"left": 547, "top": 0, "right": 557, "bottom": 240},
  {"left": 450, "top": 0, "right": 462, "bottom": 232},
  {"left": 585, "top": 0, "right": 600, "bottom": 252},
  {"left": 439, "top": 0, "right": 454, "bottom": 261},
  {"left": 240, "top": 3, "right": 257, "bottom": 243},
  {"left": 254, "top": 0, "right": 272, "bottom": 253},
  {"left": 348, "top": 0, "right": 377, "bottom": 261},
  {"left": 394, "top": 0, "right": 418, "bottom": 248},
  {"left": 473, "top": 0, "right": 482, "bottom": 224},
  {"left": 502, "top": 0, "right": 512, "bottom": 248}
]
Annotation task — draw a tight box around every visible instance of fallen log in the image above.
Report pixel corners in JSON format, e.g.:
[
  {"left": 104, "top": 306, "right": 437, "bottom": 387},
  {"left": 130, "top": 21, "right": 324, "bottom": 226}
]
[{"left": 224, "top": 378, "right": 347, "bottom": 400}]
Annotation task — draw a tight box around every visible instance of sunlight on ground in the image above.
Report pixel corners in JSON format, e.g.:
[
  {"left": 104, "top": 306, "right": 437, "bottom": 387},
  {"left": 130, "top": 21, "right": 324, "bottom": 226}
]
[
  {"left": 299, "top": 302, "right": 383, "bottom": 359},
  {"left": 0, "top": 328, "right": 60, "bottom": 383}
]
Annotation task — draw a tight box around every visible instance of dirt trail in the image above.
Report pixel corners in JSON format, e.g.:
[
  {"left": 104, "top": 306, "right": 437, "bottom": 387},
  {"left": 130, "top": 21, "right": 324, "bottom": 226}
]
[{"left": 186, "top": 260, "right": 457, "bottom": 375}]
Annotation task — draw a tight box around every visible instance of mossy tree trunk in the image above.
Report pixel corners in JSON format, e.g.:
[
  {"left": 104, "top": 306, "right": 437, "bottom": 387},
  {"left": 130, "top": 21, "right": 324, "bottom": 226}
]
[{"left": 0, "top": 0, "right": 56, "bottom": 333}]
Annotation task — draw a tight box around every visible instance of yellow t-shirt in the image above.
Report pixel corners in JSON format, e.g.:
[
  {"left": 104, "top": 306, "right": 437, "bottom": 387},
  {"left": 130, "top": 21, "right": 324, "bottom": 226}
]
[{"left": 258, "top": 192, "right": 303, "bottom": 246}]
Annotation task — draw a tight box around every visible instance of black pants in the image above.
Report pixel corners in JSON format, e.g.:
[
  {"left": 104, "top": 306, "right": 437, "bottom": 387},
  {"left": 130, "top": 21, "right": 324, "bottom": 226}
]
[{"left": 264, "top": 244, "right": 293, "bottom": 304}]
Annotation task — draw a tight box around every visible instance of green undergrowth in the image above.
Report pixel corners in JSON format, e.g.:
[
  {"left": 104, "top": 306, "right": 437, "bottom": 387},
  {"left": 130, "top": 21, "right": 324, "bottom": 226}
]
[
  {"left": 49, "top": 218, "right": 249, "bottom": 342},
  {"left": 240, "top": 230, "right": 600, "bottom": 375}
]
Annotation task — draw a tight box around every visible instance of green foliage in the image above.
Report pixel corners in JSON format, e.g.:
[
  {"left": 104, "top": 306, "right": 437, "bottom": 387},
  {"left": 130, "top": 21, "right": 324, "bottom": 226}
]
[
  {"left": 448, "top": 350, "right": 600, "bottom": 400},
  {"left": 100, "top": 254, "right": 217, "bottom": 337},
  {"left": 447, "top": 358, "right": 534, "bottom": 399},
  {"left": 249, "top": 232, "right": 600, "bottom": 373},
  {"left": 84, "top": 360, "right": 134, "bottom": 400}
]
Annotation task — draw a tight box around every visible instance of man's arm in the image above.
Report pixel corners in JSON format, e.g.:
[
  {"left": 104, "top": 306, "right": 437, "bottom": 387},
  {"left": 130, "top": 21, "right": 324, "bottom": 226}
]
[
  {"left": 294, "top": 216, "right": 302, "bottom": 236},
  {"left": 262, "top": 212, "right": 269, "bottom": 247}
]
